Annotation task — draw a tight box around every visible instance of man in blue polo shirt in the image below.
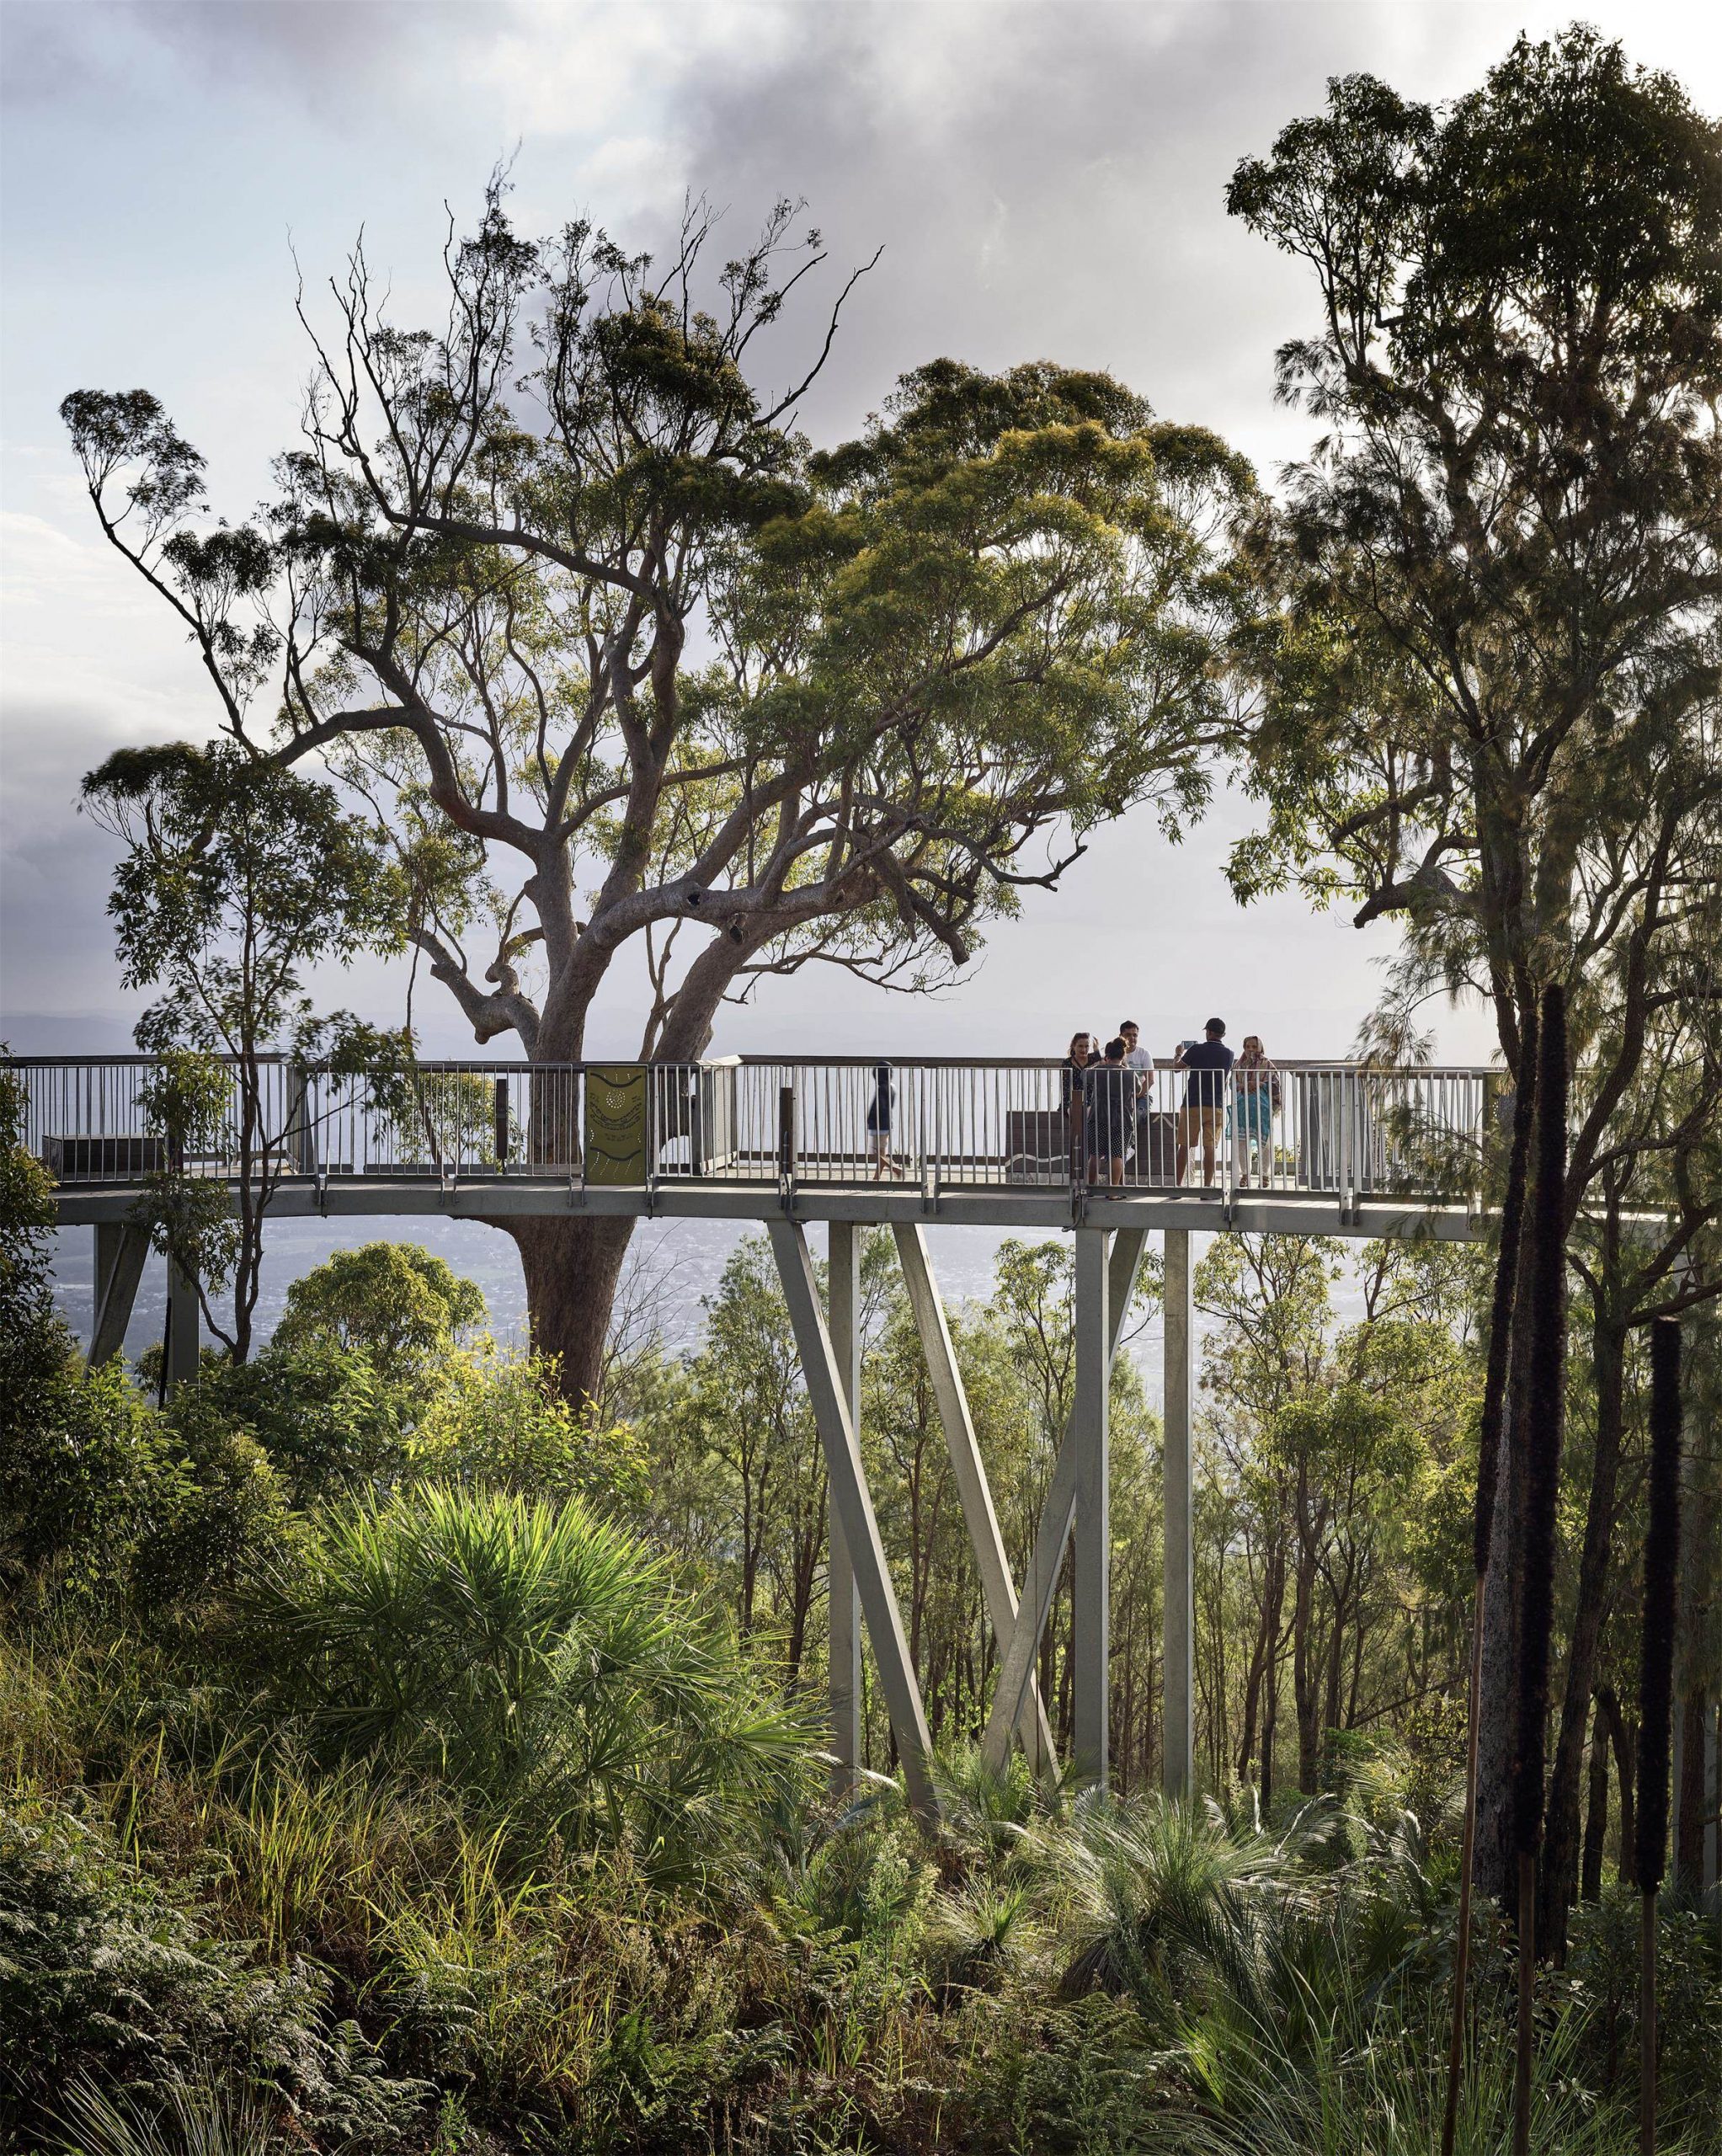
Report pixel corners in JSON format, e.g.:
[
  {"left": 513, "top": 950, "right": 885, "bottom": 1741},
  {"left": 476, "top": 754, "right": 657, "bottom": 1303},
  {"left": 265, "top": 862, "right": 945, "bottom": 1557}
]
[{"left": 1174, "top": 1017, "right": 1234, "bottom": 1187}]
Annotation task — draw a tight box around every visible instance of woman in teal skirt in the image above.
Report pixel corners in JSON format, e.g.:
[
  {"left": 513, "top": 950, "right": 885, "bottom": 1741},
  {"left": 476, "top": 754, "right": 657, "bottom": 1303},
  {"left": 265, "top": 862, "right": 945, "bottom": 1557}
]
[{"left": 1230, "top": 1035, "right": 1280, "bottom": 1187}]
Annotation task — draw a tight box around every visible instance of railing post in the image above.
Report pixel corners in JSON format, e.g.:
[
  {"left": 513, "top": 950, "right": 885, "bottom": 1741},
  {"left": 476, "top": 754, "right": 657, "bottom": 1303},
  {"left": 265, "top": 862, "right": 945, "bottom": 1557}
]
[
  {"left": 493, "top": 1075, "right": 510, "bottom": 1171},
  {"left": 778, "top": 1081, "right": 796, "bottom": 1208}
]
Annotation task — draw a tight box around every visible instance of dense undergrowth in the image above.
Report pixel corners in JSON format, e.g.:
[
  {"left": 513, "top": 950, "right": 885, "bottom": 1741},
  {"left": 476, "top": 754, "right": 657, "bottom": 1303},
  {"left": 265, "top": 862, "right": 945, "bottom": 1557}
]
[
  {"left": 2, "top": 1084, "right": 1718, "bottom": 2152},
  {"left": 4, "top": 1611, "right": 1718, "bottom": 2153}
]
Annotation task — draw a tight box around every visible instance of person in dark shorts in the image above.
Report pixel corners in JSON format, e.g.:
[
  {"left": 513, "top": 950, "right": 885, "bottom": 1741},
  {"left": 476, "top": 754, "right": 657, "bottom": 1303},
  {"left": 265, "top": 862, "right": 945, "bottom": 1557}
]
[
  {"left": 866, "top": 1062, "right": 903, "bottom": 1178},
  {"left": 1175, "top": 1018, "right": 1234, "bottom": 1187},
  {"left": 1089, "top": 1038, "right": 1132, "bottom": 1186}
]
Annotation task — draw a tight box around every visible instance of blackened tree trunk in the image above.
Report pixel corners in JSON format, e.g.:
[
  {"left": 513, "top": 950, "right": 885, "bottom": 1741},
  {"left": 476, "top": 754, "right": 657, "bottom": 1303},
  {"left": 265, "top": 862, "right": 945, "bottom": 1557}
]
[
  {"left": 1540, "top": 1307, "right": 1629, "bottom": 1955},
  {"left": 1635, "top": 1320, "right": 1682, "bottom": 2156},
  {"left": 1582, "top": 1700, "right": 1610, "bottom": 1903},
  {"left": 1598, "top": 1684, "right": 1638, "bottom": 1889},
  {"left": 1510, "top": 985, "right": 1569, "bottom": 2156},
  {"left": 1675, "top": 1689, "right": 1709, "bottom": 1897},
  {"left": 1478, "top": 1276, "right": 1538, "bottom": 1900}
]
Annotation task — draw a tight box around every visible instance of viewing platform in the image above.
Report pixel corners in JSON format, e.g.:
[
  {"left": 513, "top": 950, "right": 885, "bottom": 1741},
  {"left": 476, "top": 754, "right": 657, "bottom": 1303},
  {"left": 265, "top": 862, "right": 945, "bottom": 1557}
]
[{"left": 13, "top": 1052, "right": 1500, "bottom": 1241}]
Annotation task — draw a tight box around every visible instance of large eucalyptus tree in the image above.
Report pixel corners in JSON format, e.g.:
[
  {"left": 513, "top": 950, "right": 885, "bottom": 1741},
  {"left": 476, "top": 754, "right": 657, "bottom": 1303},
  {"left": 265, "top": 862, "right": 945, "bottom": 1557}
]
[{"left": 65, "top": 192, "right": 1254, "bottom": 1399}]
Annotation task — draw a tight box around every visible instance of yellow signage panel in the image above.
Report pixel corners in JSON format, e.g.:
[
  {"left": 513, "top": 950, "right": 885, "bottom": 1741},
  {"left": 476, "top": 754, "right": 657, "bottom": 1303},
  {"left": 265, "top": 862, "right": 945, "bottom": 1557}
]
[{"left": 584, "top": 1065, "right": 648, "bottom": 1184}]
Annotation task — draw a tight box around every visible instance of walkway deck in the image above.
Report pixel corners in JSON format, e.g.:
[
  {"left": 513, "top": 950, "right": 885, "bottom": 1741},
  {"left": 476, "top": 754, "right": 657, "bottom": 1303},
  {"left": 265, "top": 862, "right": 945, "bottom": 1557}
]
[{"left": 17, "top": 1052, "right": 1497, "bottom": 1237}]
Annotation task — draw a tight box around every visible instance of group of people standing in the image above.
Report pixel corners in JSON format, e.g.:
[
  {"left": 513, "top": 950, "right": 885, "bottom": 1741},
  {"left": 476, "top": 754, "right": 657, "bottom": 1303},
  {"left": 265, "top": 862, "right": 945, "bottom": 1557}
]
[{"left": 1062, "top": 1017, "right": 1281, "bottom": 1188}]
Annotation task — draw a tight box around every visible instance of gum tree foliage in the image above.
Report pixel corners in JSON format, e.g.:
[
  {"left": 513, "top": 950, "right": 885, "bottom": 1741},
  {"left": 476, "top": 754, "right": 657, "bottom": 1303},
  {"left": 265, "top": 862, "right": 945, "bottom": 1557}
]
[
  {"left": 80, "top": 744, "right": 409, "bottom": 1362},
  {"left": 62, "top": 189, "right": 1255, "bottom": 1401},
  {"left": 274, "top": 1241, "right": 488, "bottom": 1387},
  {"left": 1224, "top": 26, "right": 1722, "bottom": 1903}
]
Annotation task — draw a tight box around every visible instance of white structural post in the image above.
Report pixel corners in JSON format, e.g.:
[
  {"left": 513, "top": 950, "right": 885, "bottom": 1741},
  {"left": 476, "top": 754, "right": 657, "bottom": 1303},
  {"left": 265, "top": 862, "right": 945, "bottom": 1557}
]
[
  {"left": 769, "top": 1221, "right": 937, "bottom": 1821},
  {"left": 1163, "top": 1225, "right": 1195, "bottom": 1801},
  {"left": 1069, "top": 1227, "right": 1112, "bottom": 1785},
  {"left": 91, "top": 1221, "right": 148, "bottom": 1366},
  {"left": 165, "top": 1257, "right": 200, "bottom": 1391},
  {"left": 893, "top": 1223, "right": 1056, "bottom": 1770},
  {"left": 827, "top": 1222, "right": 864, "bottom": 1792},
  {"left": 981, "top": 1229, "right": 1147, "bottom": 1776}
]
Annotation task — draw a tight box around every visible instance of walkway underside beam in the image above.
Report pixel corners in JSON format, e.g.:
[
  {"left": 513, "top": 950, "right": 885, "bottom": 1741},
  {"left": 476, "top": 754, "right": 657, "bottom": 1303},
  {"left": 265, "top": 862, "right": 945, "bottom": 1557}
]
[{"left": 49, "top": 1180, "right": 1492, "bottom": 1245}]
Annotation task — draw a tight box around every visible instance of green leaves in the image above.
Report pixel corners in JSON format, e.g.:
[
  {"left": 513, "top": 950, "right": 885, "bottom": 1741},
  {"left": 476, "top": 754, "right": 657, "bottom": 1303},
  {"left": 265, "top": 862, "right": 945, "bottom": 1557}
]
[{"left": 257, "top": 1484, "right": 812, "bottom": 1860}]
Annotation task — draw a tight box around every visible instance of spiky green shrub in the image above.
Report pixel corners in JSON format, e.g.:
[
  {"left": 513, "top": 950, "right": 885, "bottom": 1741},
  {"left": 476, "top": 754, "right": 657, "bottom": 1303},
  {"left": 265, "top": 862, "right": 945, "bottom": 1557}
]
[{"left": 254, "top": 1483, "right": 812, "bottom": 1867}]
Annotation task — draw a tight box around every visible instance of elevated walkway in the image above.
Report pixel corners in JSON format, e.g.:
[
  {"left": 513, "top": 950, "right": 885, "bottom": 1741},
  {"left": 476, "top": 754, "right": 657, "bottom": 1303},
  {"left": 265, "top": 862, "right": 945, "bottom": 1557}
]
[{"left": 13, "top": 1050, "right": 1501, "bottom": 1822}]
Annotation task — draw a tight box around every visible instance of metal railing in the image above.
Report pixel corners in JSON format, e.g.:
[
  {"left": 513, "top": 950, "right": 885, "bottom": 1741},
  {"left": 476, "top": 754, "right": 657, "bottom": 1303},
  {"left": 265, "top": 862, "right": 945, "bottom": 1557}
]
[{"left": 7, "top": 1053, "right": 1493, "bottom": 1204}]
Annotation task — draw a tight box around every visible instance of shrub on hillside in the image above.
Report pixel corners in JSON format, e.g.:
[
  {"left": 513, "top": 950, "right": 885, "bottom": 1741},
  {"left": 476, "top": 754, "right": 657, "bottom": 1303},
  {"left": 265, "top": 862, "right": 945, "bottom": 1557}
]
[
  {"left": 254, "top": 1484, "right": 812, "bottom": 1867},
  {"left": 0, "top": 1805, "right": 424, "bottom": 2151},
  {"left": 274, "top": 1241, "right": 487, "bottom": 1390},
  {"left": 408, "top": 1348, "right": 652, "bottom": 1515}
]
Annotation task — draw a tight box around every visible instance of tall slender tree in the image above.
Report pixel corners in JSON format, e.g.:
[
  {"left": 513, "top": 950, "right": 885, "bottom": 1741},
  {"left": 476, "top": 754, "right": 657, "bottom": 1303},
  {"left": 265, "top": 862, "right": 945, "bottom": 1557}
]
[
  {"left": 1442, "top": 1006, "right": 1536, "bottom": 2156},
  {"left": 1635, "top": 1320, "right": 1682, "bottom": 2156},
  {"left": 1511, "top": 984, "right": 1569, "bottom": 2156},
  {"left": 1226, "top": 24, "right": 1722, "bottom": 1897}
]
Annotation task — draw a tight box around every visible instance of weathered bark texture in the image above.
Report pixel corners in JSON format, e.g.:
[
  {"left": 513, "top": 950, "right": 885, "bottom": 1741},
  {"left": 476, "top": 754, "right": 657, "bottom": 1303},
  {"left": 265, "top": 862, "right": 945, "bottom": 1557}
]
[
  {"left": 1539, "top": 1311, "right": 1627, "bottom": 1954},
  {"left": 504, "top": 1214, "right": 637, "bottom": 1407},
  {"left": 1581, "top": 1698, "right": 1609, "bottom": 1903},
  {"left": 1477, "top": 1283, "right": 1536, "bottom": 1899}
]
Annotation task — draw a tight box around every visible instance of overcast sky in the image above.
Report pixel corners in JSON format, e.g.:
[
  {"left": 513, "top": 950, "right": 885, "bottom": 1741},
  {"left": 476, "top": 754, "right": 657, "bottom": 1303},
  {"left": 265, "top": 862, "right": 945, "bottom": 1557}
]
[{"left": 5, "top": 0, "right": 1719, "bottom": 1069}]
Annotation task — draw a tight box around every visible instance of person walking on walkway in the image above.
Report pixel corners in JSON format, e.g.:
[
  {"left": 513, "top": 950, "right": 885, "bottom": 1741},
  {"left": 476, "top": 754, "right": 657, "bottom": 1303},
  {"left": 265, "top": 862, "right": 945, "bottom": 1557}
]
[
  {"left": 866, "top": 1062, "right": 903, "bottom": 1179},
  {"left": 1230, "top": 1034, "right": 1280, "bottom": 1187},
  {"left": 1175, "top": 1018, "right": 1234, "bottom": 1187}
]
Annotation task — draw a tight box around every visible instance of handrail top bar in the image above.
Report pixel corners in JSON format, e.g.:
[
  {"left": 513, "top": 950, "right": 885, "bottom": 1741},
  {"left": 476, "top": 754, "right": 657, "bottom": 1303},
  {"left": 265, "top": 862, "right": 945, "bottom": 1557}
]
[{"left": 4, "top": 1050, "right": 1500, "bottom": 1077}]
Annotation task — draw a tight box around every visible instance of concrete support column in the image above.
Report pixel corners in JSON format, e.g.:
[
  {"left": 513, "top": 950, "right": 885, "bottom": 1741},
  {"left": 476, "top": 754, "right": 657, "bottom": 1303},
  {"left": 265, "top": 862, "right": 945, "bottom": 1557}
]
[
  {"left": 827, "top": 1222, "right": 864, "bottom": 1792},
  {"left": 166, "top": 1257, "right": 200, "bottom": 1391},
  {"left": 1070, "top": 1227, "right": 1112, "bottom": 1785},
  {"left": 1162, "top": 1225, "right": 1195, "bottom": 1801}
]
